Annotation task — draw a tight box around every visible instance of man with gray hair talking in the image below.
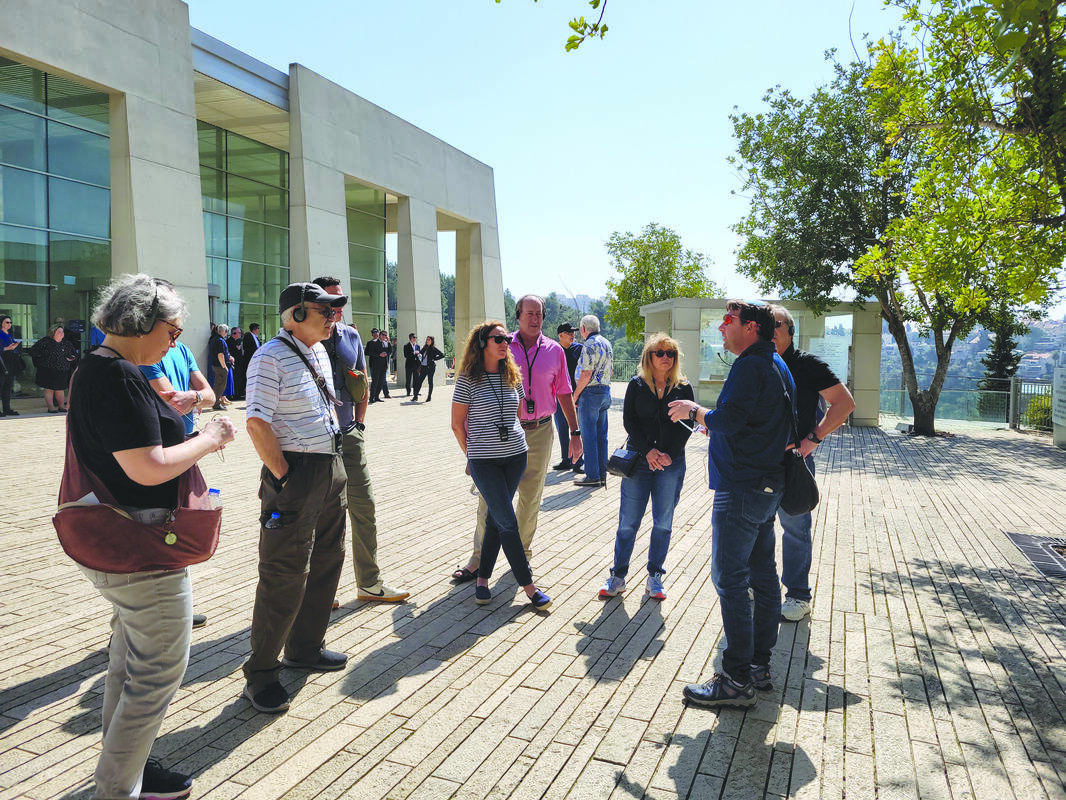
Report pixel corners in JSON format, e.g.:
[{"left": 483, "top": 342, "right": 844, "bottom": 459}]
[
  {"left": 242, "top": 282, "right": 350, "bottom": 714},
  {"left": 571, "top": 314, "right": 613, "bottom": 488}
]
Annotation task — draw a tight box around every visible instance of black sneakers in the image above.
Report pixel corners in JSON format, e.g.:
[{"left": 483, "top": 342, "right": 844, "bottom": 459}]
[
  {"left": 140, "top": 759, "right": 192, "bottom": 800},
  {"left": 682, "top": 672, "right": 757, "bottom": 708},
  {"left": 281, "top": 648, "right": 348, "bottom": 672},
  {"left": 243, "top": 682, "right": 290, "bottom": 713}
]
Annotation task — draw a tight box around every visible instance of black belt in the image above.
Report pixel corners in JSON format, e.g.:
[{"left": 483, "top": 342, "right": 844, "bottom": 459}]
[{"left": 519, "top": 416, "right": 552, "bottom": 430}]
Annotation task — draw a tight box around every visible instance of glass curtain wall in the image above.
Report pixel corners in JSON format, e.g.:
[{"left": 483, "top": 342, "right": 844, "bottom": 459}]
[
  {"left": 344, "top": 182, "right": 386, "bottom": 333},
  {"left": 198, "top": 121, "right": 289, "bottom": 336},
  {"left": 0, "top": 56, "right": 110, "bottom": 362}
]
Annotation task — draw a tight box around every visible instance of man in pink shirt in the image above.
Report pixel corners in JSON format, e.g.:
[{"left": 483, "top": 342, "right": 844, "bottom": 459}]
[{"left": 452, "top": 295, "right": 584, "bottom": 579}]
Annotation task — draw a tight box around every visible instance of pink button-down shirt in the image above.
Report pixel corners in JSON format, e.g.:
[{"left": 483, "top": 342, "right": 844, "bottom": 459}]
[{"left": 510, "top": 331, "right": 573, "bottom": 421}]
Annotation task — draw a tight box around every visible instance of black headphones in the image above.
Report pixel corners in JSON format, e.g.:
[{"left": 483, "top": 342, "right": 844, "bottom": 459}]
[
  {"left": 787, "top": 322, "right": 795, "bottom": 337},
  {"left": 136, "top": 278, "right": 173, "bottom": 335},
  {"left": 291, "top": 284, "right": 313, "bottom": 323},
  {"left": 478, "top": 326, "right": 490, "bottom": 350}
]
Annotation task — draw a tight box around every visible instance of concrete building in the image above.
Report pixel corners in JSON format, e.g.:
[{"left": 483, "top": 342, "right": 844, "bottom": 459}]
[
  {"left": 0, "top": 0, "right": 504, "bottom": 374},
  {"left": 640, "top": 297, "right": 882, "bottom": 426}
]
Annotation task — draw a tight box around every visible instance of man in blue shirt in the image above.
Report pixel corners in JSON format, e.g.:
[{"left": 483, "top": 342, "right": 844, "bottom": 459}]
[
  {"left": 141, "top": 340, "right": 216, "bottom": 629},
  {"left": 668, "top": 300, "right": 794, "bottom": 708}
]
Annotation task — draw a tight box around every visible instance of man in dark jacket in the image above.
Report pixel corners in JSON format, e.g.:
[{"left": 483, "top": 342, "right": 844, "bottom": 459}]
[
  {"left": 669, "top": 300, "right": 794, "bottom": 708},
  {"left": 402, "top": 333, "right": 421, "bottom": 397},
  {"left": 365, "top": 328, "right": 389, "bottom": 403}
]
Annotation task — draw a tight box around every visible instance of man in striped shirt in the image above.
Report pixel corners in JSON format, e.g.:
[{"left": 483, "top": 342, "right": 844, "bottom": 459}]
[{"left": 242, "top": 282, "right": 350, "bottom": 714}]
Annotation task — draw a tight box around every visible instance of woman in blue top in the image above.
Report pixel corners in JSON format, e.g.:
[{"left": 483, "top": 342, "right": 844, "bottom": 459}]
[
  {"left": 451, "top": 321, "right": 551, "bottom": 610},
  {"left": 599, "top": 333, "right": 694, "bottom": 601}
]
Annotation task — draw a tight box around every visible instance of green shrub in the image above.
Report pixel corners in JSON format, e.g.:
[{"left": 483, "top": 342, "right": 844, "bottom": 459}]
[{"left": 1022, "top": 394, "right": 1053, "bottom": 430}]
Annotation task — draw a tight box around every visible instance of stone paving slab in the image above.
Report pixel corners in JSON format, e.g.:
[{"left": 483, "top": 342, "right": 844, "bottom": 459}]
[{"left": 1, "top": 385, "right": 1065, "bottom": 799}]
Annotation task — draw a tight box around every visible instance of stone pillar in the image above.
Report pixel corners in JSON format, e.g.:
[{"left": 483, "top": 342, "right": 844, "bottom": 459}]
[
  {"left": 396, "top": 197, "right": 443, "bottom": 375},
  {"left": 454, "top": 222, "right": 505, "bottom": 369},
  {"left": 850, "top": 306, "right": 882, "bottom": 426}
]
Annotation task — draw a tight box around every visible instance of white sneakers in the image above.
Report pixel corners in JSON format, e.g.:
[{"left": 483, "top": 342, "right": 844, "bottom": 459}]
[{"left": 781, "top": 597, "right": 811, "bottom": 621}]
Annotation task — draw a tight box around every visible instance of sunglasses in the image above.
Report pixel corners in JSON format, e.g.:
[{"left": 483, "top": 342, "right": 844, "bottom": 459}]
[
  {"left": 312, "top": 305, "right": 343, "bottom": 319},
  {"left": 160, "top": 320, "right": 183, "bottom": 343},
  {"left": 722, "top": 313, "right": 743, "bottom": 325},
  {"left": 652, "top": 349, "right": 677, "bottom": 359},
  {"left": 489, "top": 334, "right": 512, "bottom": 344}
]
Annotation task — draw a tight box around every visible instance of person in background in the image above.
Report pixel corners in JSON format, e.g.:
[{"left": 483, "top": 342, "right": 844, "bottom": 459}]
[
  {"left": 403, "top": 333, "right": 421, "bottom": 397},
  {"left": 412, "top": 335, "right": 445, "bottom": 401},
  {"left": 241, "top": 322, "right": 261, "bottom": 380},
  {"left": 69, "top": 273, "right": 235, "bottom": 800},
  {"left": 0, "top": 315, "right": 22, "bottom": 416},
  {"left": 365, "top": 328, "right": 388, "bottom": 403},
  {"left": 30, "top": 323, "right": 76, "bottom": 413},
  {"left": 571, "top": 314, "right": 613, "bottom": 488},
  {"left": 599, "top": 333, "right": 694, "bottom": 601},
  {"left": 451, "top": 321, "right": 551, "bottom": 610},
  {"left": 208, "top": 324, "right": 233, "bottom": 410},
  {"left": 379, "top": 332, "right": 394, "bottom": 399},
  {"left": 229, "top": 327, "right": 246, "bottom": 400},
  {"left": 552, "top": 322, "right": 584, "bottom": 472},
  {"left": 769, "top": 304, "right": 855, "bottom": 622}
]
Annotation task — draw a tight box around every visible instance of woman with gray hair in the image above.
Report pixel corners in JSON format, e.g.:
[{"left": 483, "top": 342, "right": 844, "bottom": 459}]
[{"left": 68, "top": 273, "right": 236, "bottom": 800}]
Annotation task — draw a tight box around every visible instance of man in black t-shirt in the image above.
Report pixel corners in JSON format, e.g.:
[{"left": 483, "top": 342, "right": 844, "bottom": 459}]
[
  {"left": 552, "top": 322, "right": 585, "bottom": 471},
  {"left": 770, "top": 305, "right": 856, "bottom": 622}
]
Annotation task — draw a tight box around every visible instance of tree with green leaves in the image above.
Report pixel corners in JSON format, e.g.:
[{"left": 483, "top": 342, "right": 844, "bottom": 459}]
[
  {"left": 977, "top": 302, "right": 1029, "bottom": 420},
  {"left": 603, "top": 223, "right": 721, "bottom": 341},
  {"left": 497, "top": 0, "right": 608, "bottom": 51},
  {"left": 732, "top": 44, "right": 1059, "bottom": 435}
]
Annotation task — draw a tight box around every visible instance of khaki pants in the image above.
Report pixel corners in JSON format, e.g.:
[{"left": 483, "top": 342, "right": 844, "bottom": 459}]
[
  {"left": 342, "top": 427, "right": 380, "bottom": 589},
  {"left": 469, "top": 420, "right": 554, "bottom": 568}
]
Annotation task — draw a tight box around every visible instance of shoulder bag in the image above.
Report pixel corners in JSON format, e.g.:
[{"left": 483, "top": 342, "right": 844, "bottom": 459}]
[{"left": 52, "top": 397, "right": 222, "bottom": 574}]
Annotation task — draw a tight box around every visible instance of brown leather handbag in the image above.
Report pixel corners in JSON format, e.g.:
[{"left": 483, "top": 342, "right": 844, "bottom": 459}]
[{"left": 52, "top": 425, "right": 222, "bottom": 573}]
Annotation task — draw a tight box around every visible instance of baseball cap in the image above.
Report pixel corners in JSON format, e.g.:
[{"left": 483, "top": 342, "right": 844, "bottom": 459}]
[
  {"left": 557, "top": 322, "right": 577, "bottom": 334},
  {"left": 278, "top": 282, "right": 347, "bottom": 315}
]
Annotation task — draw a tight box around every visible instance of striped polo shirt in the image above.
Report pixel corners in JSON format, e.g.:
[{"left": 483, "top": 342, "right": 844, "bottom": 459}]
[
  {"left": 453, "top": 372, "right": 527, "bottom": 459},
  {"left": 246, "top": 332, "right": 340, "bottom": 454}
]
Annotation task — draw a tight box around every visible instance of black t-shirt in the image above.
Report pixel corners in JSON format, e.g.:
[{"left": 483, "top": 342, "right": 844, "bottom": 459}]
[
  {"left": 208, "top": 334, "right": 227, "bottom": 366},
  {"left": 68, "top": 353, "right": 186, "bottom": 508},
  {"left": 781, "top": 345, "right": 842, "bottom": 438},
  {"left": 622, "top": 376, "right": 695, "bottom": 460},
  {"left": 564, "top": 342, "right": 583, "bottom": 387}
]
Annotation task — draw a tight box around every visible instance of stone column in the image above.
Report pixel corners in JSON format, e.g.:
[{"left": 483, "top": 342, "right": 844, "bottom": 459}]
[
  {"left": 454, "top": 222, "right": 505, "bottom": 369},
  {"left": 850, "top": 306, "right": 882, "bottom": 426},
  {"left": 396, "top": 197, "right": 443, "bottom": 377}
]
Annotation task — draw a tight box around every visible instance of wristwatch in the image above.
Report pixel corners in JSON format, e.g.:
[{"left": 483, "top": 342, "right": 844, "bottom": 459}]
[
  {"left": 354, "top": 421, "right": 366, "bottom": 432},
  {"left": 806, "top": 431, "right": 823, "bottom": 444},
  {"left": 570, "top": 429, "right": 581, "bottom": 437},
  {"left": 194, "top": 390, "right": 202, "bottom": 405},
  {"left": 689, "top": 405, "right": 700, "bottom": 422}
]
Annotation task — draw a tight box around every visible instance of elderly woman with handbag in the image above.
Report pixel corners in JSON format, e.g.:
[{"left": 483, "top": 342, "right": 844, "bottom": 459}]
[
  {"left": 599, "top": 333, "right": 694, "bottom": 602},
  {"left": 451, "top": 321, "right": 552, "bottom": 610},
  {"left": 62, "top": 274, "right": 236, "bottom": 800}
]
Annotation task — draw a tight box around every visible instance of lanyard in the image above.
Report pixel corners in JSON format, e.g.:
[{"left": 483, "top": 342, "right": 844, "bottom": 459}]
[{"left": 517, "top": 333, "right": 541, "bottom": 409}]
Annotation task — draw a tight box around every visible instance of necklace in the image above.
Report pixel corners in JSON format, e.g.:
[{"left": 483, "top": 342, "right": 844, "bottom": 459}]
[{"left": 95, "top": 345, "right": 125, "bottom": 360}]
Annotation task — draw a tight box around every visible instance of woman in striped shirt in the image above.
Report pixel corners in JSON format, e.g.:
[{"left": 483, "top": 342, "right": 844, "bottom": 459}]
[{"left": 451, "top": 322, "right": 552, "bottom": 610}]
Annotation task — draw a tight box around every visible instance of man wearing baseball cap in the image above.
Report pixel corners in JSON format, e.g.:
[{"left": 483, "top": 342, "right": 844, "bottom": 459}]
[{"left": 242, "top": 282, "right": 350, "bottom": 714}]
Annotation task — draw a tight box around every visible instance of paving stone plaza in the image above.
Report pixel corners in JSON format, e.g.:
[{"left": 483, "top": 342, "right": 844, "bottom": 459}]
[{"left": 1, "top": 385, "right": 1065, "bottom": 799}]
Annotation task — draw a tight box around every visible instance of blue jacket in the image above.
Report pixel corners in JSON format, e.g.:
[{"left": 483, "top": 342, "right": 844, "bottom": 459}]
[{"left": 701, "top": 339, "right": 795, "bottom": 491}]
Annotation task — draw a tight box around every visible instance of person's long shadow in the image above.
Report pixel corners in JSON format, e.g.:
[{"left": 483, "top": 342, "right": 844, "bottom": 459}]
[
  {"left": 340, "top": 578, "right": 528, "bottom": 702},
  {"left": 573, "top": 596, "right": 665, "bottom": 682},
  {"left": 0, "top": 647, "right": 109, "bottom": 737}
]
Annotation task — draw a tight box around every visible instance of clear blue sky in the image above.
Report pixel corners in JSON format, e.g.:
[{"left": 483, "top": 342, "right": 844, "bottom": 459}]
[{"left": 190, "top": 0, "right": 1053, "bottom": 313}]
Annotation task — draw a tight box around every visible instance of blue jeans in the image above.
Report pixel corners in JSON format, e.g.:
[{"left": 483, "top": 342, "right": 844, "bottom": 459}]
[
  {"left": 778, "top": 454, "right": 815, "bottom": 602},
  {"left": 468, "top": 453, "right": 531, "bottom": 586},
  {"left": 711, "top": 485, "right": 783, "bottom": 683},
  {"left": 577, "top": 384, "right": 611, "bottom": 481},
  {"left": 552, "top": 400, "right": 581, "bottom": 467},
  {"left": 612, "top": 456, "right": 685, "bottom": 578}
]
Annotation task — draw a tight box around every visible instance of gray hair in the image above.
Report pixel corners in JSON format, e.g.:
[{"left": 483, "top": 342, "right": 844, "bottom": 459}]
[
  {"left": 92, "top": 274, "right": 187, "bottom": 337},
  {"left": 215, "top": 323, "right": 230, "bottom": 337},
  {"left": 769, "top": 304, "right": 795, "bottom": 335},
  {"left": 580, "top": 314, "right": 600, "bottom": 333}
]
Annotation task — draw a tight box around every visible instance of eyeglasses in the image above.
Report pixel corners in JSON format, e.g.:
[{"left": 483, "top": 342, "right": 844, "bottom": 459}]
[
  {"left": 160, "top": 320, "right": 183, "bottom": 343},
  {"left": 652, "top": 349, "right": 677, "bottom": 359},
  {"left": 490, "top": 334, "right": 512, "bottom": 344}
]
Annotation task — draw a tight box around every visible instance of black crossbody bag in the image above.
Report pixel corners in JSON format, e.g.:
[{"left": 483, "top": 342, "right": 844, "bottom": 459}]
[{"left": 772, "top": 363, "right": 820, "bottom": 515}]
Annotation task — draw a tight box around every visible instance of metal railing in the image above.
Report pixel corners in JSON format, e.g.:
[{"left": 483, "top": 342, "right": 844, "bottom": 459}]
[{"left": 879, "top": 378, "right": 1053, "bottom": 431}]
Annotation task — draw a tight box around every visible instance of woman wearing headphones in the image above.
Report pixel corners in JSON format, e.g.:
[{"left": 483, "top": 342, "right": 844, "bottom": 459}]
[{"left": 451, "top": 321, "right": 551, "bottom": 610}]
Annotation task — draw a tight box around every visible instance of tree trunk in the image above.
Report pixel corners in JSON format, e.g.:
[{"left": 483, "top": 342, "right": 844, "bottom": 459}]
[{"left": 911, "top": 392, "right": 938, "bottom": 436}]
